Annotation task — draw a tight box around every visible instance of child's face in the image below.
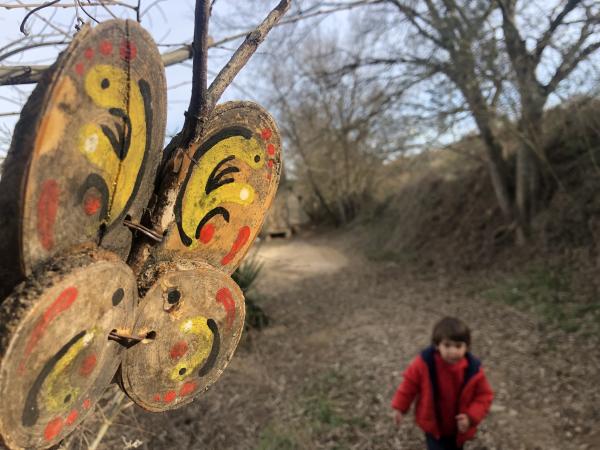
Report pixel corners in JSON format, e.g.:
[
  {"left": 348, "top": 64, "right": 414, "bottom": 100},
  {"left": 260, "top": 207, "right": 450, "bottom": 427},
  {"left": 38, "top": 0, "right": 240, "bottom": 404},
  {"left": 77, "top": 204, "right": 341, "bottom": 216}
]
[{"left": 436, "top": 339, "right": 467, "bottom": 364}]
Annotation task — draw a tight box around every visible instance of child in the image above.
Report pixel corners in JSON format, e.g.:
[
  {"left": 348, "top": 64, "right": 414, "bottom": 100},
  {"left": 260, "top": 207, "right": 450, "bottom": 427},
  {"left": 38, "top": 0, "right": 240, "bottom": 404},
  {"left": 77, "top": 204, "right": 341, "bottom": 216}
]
[{"left": 391, "top": 317, "right": 493, "bottom": 450}]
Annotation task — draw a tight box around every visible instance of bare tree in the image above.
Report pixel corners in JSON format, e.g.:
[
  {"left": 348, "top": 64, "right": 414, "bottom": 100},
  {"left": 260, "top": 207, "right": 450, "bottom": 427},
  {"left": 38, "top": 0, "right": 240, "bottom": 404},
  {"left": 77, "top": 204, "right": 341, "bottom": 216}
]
[
  {"left": 305, "top": 0, "right": 600, "bottom": 242},
  {"left": 265, "top": 32, "right": 413, "bottom": 224}
]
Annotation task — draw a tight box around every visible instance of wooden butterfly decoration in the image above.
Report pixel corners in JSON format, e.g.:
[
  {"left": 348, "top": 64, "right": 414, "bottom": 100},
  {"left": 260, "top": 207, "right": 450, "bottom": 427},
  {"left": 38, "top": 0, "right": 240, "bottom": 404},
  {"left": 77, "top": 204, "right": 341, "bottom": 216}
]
[{"left": 0, "top": 19, "right": 281, "bottom": 449}]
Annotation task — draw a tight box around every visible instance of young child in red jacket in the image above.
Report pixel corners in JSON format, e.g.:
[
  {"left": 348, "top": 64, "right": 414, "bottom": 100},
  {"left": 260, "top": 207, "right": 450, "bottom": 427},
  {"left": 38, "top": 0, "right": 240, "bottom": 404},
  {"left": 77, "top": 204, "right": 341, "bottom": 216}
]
[{"left": 391, "top": 317, "right": 493, "bottom": 450}]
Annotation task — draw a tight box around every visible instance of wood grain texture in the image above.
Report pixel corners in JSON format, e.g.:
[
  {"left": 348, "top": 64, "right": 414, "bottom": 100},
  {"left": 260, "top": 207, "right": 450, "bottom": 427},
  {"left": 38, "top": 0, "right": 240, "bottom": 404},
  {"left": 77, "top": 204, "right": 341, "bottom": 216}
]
[
  {"left": 0, "top": 250, "right": 137, "bottom": 450},
  {"left": 0, "top": 19, "right": 166, "bottom": 298},
  {"left": 158, "top": 101, "right": 282, "bottom": 274},
  {"left": 120, "top": 265, "right": 245, "bottom": 412}
]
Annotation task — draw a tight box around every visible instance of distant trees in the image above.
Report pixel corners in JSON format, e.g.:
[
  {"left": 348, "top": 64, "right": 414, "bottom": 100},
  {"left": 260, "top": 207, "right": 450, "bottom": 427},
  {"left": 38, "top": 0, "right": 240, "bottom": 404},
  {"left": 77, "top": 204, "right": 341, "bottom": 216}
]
[
  {"left": 299, "top": 0, "right": 600, "bottom": 241},
  {"left": 265, "top": 34, "right": 413, "bottom": 225}
]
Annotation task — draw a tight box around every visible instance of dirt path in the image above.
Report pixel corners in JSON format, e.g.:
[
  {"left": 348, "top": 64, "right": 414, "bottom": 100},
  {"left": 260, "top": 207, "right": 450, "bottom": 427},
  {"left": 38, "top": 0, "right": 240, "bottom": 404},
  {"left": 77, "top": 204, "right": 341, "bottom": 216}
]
[{"left": 104, "top": 233, "right": 600, "bottom": 450}]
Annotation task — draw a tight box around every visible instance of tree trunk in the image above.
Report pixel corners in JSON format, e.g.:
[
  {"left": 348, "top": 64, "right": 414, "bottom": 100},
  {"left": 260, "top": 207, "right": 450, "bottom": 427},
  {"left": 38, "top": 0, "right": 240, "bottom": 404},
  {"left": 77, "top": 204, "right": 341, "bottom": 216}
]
[
  {"left": 460, "top": 84, "right": 516, "bottom": 227},
  {"left": 515, "top": 92, "right": 545, "bottom": 240}
]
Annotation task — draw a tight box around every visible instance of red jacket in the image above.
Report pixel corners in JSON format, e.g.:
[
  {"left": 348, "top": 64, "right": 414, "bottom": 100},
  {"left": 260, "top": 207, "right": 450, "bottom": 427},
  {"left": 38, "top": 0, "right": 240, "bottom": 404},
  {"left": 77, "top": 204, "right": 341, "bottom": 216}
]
[{"left": 391, "top": 346, "right": 494, "bottom": 446}]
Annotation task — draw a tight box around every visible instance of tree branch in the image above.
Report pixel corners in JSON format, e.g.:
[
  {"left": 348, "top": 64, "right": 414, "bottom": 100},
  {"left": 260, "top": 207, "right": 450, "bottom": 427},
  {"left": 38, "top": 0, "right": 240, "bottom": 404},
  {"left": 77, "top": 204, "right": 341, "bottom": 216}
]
[
  {"left": 206, "top": 0, "right": 291, "bottom": 112},
  {"left": 534, "top": 0, "right": 582, "bottom": 63},
  {"left": 545, "top": 38, "right": 600, "bottom": 94},
  {"left": 179, "top": 0, "right": 211, "bottom": 147}
]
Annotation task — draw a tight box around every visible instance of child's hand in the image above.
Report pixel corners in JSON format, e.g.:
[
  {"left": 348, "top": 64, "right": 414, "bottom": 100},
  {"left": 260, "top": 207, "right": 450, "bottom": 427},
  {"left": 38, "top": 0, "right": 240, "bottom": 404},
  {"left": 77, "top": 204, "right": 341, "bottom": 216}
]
[
  {"left": 394, "top": 410, "right": 404, "bottom": 427},
  {"left": 455, "top": 413, "right": 470, "bottom": 433}
]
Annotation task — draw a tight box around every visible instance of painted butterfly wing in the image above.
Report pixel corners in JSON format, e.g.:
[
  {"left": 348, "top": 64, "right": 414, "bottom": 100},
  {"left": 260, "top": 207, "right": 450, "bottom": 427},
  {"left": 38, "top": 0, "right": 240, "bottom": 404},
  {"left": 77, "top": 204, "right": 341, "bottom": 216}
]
[
  {"left": 119, "top": 264, "right": 245, "bottom": 411},
  {"left": 158, "top": 101, "right": 282, "bottom": 274},
  {"left": 0, "top": 252, "right": 137, "bottom": 449},
  {"left": 0, "top": 20, "right": 166, "bottom": 295}
]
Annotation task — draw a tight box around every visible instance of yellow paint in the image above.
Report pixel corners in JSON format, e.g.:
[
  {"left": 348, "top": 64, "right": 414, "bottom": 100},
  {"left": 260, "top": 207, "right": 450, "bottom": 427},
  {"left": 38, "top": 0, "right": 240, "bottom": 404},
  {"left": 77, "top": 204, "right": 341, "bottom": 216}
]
[
  {"left": 79, "top": 64, "right": 147, "bottom": 223},
  {"left": 180, "top": 136, "right": 264, "bottom": 249},
  {"left": 42, "top": 330, "right": 95, "bottom": 412},
  {"left": 169, "top": 316, "right": 213, "bottom": 382},
  {"left": 34, "top": 76, "right": 77, "bottom": 157}
]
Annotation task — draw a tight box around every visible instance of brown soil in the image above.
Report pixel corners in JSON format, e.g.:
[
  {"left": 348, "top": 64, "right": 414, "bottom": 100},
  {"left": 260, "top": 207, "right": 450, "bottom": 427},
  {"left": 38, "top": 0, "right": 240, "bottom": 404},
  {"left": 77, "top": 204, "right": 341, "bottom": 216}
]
[{"left": 89, "top": 232, "right": 599, "bottom": 450}]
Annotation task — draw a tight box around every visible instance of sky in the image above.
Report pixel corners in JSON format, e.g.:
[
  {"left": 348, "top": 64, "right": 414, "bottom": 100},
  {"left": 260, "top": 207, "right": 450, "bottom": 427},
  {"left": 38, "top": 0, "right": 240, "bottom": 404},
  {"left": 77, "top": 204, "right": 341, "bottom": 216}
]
[{"left": 0, "top": 0, "right": 324, "bottom": 153}]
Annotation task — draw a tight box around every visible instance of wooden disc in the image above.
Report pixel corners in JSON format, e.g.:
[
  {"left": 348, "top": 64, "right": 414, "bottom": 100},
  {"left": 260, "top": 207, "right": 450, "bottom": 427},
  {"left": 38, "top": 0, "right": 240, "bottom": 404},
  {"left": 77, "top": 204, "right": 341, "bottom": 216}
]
[
  {"left": 0, "top": 253, "right": 137, "bottom": 449},
  {"left": 160, "top": 101, "right": 282, "bottom": 274},
  {"left": 0, "top": 19, "right": 166, "bottom": 296},
  {"left": 120, "top": 266, "right": 245, "bottom": 411}
]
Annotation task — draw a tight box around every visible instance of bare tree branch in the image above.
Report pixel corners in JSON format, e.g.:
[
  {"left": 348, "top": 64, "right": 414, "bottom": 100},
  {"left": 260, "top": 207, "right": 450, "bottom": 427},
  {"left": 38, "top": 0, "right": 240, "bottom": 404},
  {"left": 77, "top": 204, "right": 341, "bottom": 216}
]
[
  {"left": 534, "top": 0, "right": 581, "bottom": 62},
  {"left": 206, "top": 0, "right": 292, "bottom": 112},
  {"left": 179, "top": 0, "right": 211, "bottom": 146}
]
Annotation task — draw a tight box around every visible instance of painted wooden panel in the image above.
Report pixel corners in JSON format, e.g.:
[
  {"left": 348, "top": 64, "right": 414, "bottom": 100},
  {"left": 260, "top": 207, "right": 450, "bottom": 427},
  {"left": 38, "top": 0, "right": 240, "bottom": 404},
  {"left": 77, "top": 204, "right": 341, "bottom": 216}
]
[
  {"left": 0, "top": 252, "right": 136, "bottom": 449},
  {"left": 159, "top": 101, "right": 282, "bottom": 274},
  {"left": 0, "top": 19, "right": 166, "bottom": 295},
  {"left": 120, "top": 265, "right": 245, "bottom": 412}
]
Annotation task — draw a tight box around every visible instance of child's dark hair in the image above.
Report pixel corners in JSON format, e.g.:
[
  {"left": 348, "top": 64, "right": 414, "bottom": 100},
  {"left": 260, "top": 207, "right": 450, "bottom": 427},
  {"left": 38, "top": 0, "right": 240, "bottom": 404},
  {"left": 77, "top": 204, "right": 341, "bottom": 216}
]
[{"left": 432, "top": 317, "right": 471, "bottom": 346}]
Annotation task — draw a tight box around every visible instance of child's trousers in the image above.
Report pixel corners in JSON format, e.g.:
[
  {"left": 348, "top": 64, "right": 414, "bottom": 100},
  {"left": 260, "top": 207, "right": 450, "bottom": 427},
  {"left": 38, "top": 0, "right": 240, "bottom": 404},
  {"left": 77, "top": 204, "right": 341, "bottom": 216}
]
[{"left": 425, "top": 434, "right": 463, "bottom": 450}]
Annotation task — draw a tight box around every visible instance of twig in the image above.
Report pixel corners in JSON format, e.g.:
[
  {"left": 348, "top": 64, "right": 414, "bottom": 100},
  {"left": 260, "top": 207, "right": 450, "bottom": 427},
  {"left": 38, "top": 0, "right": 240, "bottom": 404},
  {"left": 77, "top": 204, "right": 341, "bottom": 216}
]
[
  {"left": 179, "top": 0, "right": 211, "bottom": 147},
  {"left": 206, "top": 0, "right": 292, "bottom": 109},
  {"left": 88, "top": 390, "right": 126, "bottom": 450},
  {"left": 76, "top": 0, "right": 100, "bottom": 23},
  {"left": 19, "top": 0, "right": 61, "bottom": 36}
]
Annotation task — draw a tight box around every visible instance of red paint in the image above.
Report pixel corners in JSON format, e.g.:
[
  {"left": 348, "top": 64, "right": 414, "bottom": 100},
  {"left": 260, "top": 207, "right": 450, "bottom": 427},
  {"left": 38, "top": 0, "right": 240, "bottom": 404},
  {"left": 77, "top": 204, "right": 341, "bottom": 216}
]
[
  {"left": 82, "top": 399, "right": 91, "bottom": 409},
  {"left": 164, "top": 391, "right": 177, "bottom": 403},
  {"left": 120, "top": 40, "right": 137, "bottom": 61},
  {"left": 199, "top": 223, "right": 215, "bottom": 244},
  {"left": 221, "top": 226, "right": 251, "bottom": 266},
  {"left": 99, "top": 40, "right": 113, "bottom": 55},
  {"left": 83, "top": 194, "right": 101, "bottom": 216},
  {"left": 44, "top": 418, "right": 63, "bottom": 441},
  {"left": 65, "top": 409, "right": 78, "bottom": 425},
  {"left": 268, "top": 159, "right": 274, "bottom": 168},
  {"left": 170, "top": 341, "right": 189, "bottom": 360},
  {"left": 153, "top": 394, "right": 161, "bottom": 402},
  {"left": 79, "top": 354, "right": 97, "bottom": 377},
  {"left": 75, "top": 63, "right": 84, "bottom": 75},
  {"left": 37, "top": 179, "right": 60, "bottom": 251},
  {"left": 261, "top": 128, "right": 272, "bottom": 140},
  {"left": 267, "top": 143, "right": 276, "bottom": 156},
  {"left": 180, "top": 381, "right": 198, "bottom": 397},
  {"left": 20, "top": 287, "right": 78, "bottom": 372},
  {"left": 84, "top": 48, "right": 94, "bottom": 59},
  {"left": 216, "top": 288, "right": 236, "bottom": 330}
]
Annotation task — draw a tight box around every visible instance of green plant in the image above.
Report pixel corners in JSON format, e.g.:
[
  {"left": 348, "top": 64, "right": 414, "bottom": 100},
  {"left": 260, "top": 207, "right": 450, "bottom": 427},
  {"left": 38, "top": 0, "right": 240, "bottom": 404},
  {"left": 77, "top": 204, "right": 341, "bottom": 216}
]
[
  {"left": 232, "top": 253, "right": 264, "bottom": 293},
  {"left": 482, "top": 265, "right": 586, "bottom": 332},
  {"left": 232, "top": 252, "right": 270, "bottom": 330},
  {"left": 256, "top": 426, "right": 299, "bottom": 450}
]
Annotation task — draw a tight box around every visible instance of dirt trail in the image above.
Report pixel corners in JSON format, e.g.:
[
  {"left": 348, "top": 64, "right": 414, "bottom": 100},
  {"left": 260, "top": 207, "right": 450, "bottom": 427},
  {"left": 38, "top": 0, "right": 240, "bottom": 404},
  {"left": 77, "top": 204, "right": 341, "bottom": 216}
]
[{"left": 105, "top": 233, "right": 600, "bottom": 450}]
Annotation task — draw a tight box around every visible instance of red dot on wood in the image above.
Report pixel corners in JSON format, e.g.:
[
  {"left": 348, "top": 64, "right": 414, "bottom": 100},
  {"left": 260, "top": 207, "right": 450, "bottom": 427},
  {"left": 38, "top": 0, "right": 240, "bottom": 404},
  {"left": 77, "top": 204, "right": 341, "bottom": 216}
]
[
  {"left": 153, "top": 394, "right": 161, "bottom": 402},
  {"left": 75, "top": 63, "right": 85, "bottom": 75},
  {"left": 84, "top": 48, "right": 94, "bottom": 59},
  {"left": 199, "top": 223, "right": 215, "bottom": 244},
  {"left": 79, "top": 354, "right": 97, "bottom": 377},
  {"left": 267, "top": 143, "right": 276, "bottom": 156},
  {"left": 261, "top": 129, "right": 272, "bottom": 140},
  {"left": 216, "top": 288, "right": 236, "bottom": 330},
  {"left": 169, "top": 341, "right": 189, "bottom": 360},
  {"left": 20, "top": 286, "right": 78, "bottom": 372},
  {"left": 83, "top": 194, "right": 101, "bottom": 216},
  {"left": 164, "top": 391, "right": 177, "bottom": 403},
  {"left": 120, "top": 40, "right": 137, "bottom": 61},
  {"left": 268, "top": 159, "right": 274, "bottom": 168},
  {"left": 44, "top": 417, "right": 64, "bottom": 441},
  {"left": 99, "top": 40, "right": 113, "bottom": 55},
  {"left": 37, "top": 179, "right": 60, "bottom": 251},
  {"left": 179, "top": 381, "right": 198, "bottom": 397},
  {"left": 65, "top": 409, "right": 78, "bottom": 426},
  {"left": 221, "top": 226, "right": 251, "bottom": 266},
  {"left": 82, "top": 399, "right": 91, "bottom": 410}
]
